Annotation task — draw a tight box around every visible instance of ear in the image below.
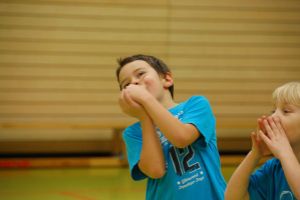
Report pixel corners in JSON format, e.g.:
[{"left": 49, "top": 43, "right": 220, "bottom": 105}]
[{"left": 163, "top": 72, "right": 174, "bottom": 89}]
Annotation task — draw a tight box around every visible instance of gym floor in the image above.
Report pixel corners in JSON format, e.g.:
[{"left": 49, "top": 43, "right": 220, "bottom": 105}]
[{"left": 0, "top": 165, "right": 237, "bottom": 200}]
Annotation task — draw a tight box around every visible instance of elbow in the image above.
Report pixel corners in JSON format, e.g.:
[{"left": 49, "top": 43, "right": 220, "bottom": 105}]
[
  {"left": 173, "top": 142, "right": 188, "bottom": 149},
  {"left": 147, "top": 165, "right": 166, "bottom": 179},
  {"left": 172, "top": 136, "right": 191, "bottom": 148},
  {"left": 139, "top": 159, "right": 166, "bottom": 179},
  {"left": 171, "top": 126, "right": 198, "bottom": 148}
]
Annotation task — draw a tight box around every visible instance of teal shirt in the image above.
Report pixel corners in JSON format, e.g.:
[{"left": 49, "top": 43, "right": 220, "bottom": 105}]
[
  {"left": 249, "top": 158, "right": 296, "bottom": 200},
  {"left": 123, "top": 96, "right": 226, "bottom": 200}
]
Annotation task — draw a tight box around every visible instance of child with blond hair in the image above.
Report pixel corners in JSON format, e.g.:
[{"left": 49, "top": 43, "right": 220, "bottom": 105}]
[{"left": 225, "top": 81, "right": 300, "bottom": 200}]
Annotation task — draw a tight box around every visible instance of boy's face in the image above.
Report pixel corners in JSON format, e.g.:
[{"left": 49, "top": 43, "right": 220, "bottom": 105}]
[
  {"left": 118, "top": 60, "right": 173, "bottom": 100},
  {"left": 272, "top": 103, "right": 300, "bottom": 147}
]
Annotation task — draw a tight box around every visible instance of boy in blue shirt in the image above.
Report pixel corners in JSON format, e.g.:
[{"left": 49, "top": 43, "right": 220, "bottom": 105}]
[
  {"left": 116, "top": 54, "right": 226, "bottom": 200},
  {"left": 225, "top": 82, "right": 300, "bottom": 200}
]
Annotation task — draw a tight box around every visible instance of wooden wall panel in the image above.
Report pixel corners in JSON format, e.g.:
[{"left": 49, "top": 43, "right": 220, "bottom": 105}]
[
  {"left": 167, "top": 0, "right": 300, "bottom": 142},
  {"left": 1, "top": 129, "right": 113, "bottom": 140},
  {"left": 0, "top": 0, "right": 299, "bottom": 153},
  {"left": 0, "top": 41, "right": 168, "bottom": 54}
]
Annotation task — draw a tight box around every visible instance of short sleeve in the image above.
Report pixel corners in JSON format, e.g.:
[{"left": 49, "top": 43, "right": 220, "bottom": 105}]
[
  {"left": 122, "top": 124, "right": 147, "bottom": 180},
  {"left": 248, "top": 160, "right": 273, "bottom": 200},
  {"left": 181, "top": 96, "right": 216, "bottom": 145}
]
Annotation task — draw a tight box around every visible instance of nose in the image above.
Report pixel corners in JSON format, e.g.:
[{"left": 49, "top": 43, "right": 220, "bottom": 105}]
[
  {"left": 270, "top": 109, "right": 281, "bottom": 122},
  {"left": 271, "top": 111, "right": 277, "bottom": 117}
]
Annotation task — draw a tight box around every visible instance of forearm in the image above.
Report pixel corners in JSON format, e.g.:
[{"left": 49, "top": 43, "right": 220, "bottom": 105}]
[
  {"left": 225, "top": 151, "right": 261, "bottom": 200},
  {"left": 279, "top": 152, "right": 300, "bottom": 199},
  {"left": 141, "top": 95, "right": 197, "bottom": 148},
  {"left": 138, "top": 115, "right": 166, "bottom": 179}
]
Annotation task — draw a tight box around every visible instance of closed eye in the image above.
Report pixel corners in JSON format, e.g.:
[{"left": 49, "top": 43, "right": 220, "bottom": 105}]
[
  {"left": 283, "top": 109, "right": 291, "bottom": 113},
  {"left": 122, "top": 83, "right": 130, "bottom": 90},
  {"left": 137, "top": 71, "right": 146, "bottom": 77},
  {"left": 119, "top": 81, "right": 130, "bottom": 90}
]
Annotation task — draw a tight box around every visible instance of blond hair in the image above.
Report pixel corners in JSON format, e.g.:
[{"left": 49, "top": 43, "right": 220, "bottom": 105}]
[{"left": 272, "top": 81, "right": 300, "bottom": 107}]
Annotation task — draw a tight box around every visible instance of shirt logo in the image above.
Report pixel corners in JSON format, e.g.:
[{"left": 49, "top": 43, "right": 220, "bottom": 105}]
[
  {"left": 174, "top": 110, "right": 184, "bottom": 120},
  {"left": 280, "top": 190, "right": 294, "bottom": 200},
  {"left": 156, "top": 128, "right": 168, "bottom": 145}
]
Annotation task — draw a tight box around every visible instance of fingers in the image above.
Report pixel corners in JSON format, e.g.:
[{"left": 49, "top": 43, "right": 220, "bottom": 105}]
[
  {"left": 265, "top": 116, "right": 286, "bottom": 138},
  {"left": 258, "top": 130, "right": 271, "bottom": 146},
  {"left": 268, "top": 117, "right": 281, "bottom": 136},
  {"left": 263, "top": 118, "right": 275, "bottom": 139},
  {"left": 257, "top": 115, "right": 267, "bottom": 132},
  {"left": 119, "top": 90, "right": 132, "bottom": 109},
  {"left": 123, "top": 90, "right": 136, "bottom": 106},
  {"left": 250, "top": 131, "right": 256, "bottom": 143},
  {"left": 273, "top": 117, "right": 285, "bottom": 136},
  {"left": 124, "top": 89, "right": 143, "bottom": 110}
]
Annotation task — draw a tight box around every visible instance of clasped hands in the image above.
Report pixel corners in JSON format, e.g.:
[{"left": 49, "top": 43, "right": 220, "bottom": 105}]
[
  {"left": 118, "top": 84, "right": 150, "bottom": 119},
  {"left": 252, "top": 115, "right": 292, "bottom": 159}
]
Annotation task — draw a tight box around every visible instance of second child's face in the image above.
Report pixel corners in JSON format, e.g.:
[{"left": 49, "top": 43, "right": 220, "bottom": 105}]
[
  {"left": 271, "top": 103, "right": 300, "bottom": 147},
  {"left": 118, "top": 60, "right": 170, "bottom": 100}
]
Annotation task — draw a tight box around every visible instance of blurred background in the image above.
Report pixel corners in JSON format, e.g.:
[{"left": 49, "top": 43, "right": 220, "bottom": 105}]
[{"left": 0, "top": 0, "right": 299, "bottom": 199}]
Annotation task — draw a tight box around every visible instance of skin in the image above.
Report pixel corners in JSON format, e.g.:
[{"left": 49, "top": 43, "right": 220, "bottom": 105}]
[
  {"left": 225, "top": 103, "right": 300, "bottom": 200},
  {"left": 118, "top": 60, "right": 201, "bottom": 179}
]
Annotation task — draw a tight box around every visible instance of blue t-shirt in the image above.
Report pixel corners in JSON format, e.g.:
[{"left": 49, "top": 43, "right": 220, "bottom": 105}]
[
  {"left": 123, "top": 96, "right": 226, "bottom": 200},
  {"left": 249, "top": 158, "right": 296, "bottom": 200}
]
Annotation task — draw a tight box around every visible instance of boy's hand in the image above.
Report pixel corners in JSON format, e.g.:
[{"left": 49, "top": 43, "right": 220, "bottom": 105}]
[
  {"left": 257, "top": 115, "right": 267, "bottom": 134},
  {"left": 251, "top": 130, "right": 271, "bottom": 158},
  {"left": 258, "top": 117, "right": 294, "bottom": 160},
  {"left": 122, "top": 84, "right": 151, "bottom": 104},
  {"left": 251, "top": 115, "right": 271, "bottom": 158},
  {"left": 119, "top": 89, "right": 145, "bottom": 119}
]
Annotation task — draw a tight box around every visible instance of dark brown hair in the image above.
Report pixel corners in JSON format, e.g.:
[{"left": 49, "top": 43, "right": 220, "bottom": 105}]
[{"left": 116, "top": 54, "right": 174, "bottom": 98}]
